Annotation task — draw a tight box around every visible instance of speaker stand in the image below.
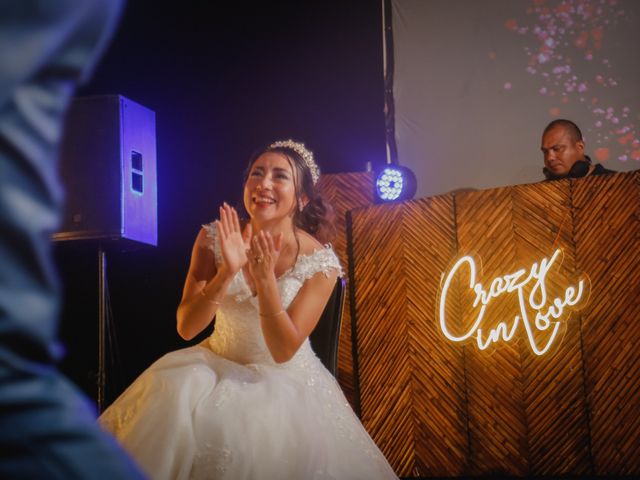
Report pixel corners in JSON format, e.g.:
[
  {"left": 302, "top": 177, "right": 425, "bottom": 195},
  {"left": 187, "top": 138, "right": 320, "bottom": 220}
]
[{"left": 97, "top": 245, "right": 107, "bottom": 412}]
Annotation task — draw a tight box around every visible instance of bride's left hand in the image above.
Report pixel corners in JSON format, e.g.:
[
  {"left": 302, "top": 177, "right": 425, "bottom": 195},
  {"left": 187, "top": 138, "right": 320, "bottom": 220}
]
[{"left": 247, "top": 230, "right": 282, "bottom": 282}]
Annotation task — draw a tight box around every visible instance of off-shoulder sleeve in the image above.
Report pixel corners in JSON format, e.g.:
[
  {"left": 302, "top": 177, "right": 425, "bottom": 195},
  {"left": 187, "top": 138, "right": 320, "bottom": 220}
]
[
  {"left": 201, "top": 222, "right": 222, "bottom": 266},
  {"left": 291, "top": 245, "right": 344, "bottom": 284}
]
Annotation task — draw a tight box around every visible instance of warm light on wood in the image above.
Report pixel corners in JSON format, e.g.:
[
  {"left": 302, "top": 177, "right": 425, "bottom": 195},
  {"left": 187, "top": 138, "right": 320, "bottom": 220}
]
[{"left": 345, "top": 171, "right": 640, "bottom": 477}]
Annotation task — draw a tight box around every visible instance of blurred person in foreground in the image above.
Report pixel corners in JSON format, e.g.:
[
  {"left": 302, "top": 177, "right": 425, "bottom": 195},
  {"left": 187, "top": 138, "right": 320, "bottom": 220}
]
[{"left": 0, "top": 1, "right": 145, "bottom": 478}]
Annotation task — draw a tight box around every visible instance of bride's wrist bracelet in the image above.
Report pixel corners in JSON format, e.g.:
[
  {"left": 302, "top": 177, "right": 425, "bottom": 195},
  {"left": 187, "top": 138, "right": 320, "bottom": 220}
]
[
  {"left": 201, "top": 286, "right": 221, "bottom": 306},
  {"left": 259, "top": 310, "right": 285, "bottom": 318}
]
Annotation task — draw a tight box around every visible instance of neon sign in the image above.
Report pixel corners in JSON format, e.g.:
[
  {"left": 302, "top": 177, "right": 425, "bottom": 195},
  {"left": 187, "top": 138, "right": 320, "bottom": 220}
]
[{"left": 438, "top": 249, "right": 588, "bottom": 356}]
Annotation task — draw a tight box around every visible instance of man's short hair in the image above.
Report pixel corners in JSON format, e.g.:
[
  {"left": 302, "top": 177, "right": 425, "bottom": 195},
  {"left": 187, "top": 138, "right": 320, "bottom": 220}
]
[{"left": 543, "top": 119, "right": 583, "bottom": 143}]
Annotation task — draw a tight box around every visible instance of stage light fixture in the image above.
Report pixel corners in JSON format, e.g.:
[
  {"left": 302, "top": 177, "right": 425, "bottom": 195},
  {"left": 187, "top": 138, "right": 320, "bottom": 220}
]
[{"left": 374, "top": 165, "right": 417, "bottom": 203}]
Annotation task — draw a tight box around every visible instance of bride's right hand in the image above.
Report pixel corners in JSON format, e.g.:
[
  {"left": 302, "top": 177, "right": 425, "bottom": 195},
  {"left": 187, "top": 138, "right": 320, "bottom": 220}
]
[{"left": 216, "top": 203, "right": 252, "bottom": 276}]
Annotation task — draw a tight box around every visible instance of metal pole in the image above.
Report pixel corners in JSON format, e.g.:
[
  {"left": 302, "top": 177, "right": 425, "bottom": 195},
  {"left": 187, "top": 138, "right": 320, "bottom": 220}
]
[{"left": 97, "top": 245, "right": 107, "bottom": 412}]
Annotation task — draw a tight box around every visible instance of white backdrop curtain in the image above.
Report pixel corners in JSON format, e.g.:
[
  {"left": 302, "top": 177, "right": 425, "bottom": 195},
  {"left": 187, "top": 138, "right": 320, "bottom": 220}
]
[{"left": 389, "top": 0, "right": 640, "bottom": 199}]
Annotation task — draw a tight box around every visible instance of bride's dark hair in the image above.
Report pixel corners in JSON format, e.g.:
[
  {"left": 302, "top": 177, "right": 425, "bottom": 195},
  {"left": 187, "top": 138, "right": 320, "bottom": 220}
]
[{"left": 242, "top": 142, "right": 336, "bottom": 244}]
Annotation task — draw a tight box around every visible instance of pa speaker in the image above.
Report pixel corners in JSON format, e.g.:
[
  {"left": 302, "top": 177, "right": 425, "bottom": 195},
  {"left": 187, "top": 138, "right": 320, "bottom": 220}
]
[{"left": 54, "top": 95, "right": 157, "bottom": 246}]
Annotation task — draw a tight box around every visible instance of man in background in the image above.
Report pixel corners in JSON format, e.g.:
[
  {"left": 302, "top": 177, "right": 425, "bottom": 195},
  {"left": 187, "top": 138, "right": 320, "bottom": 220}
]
[
  {"left": 0, "top": 1, "right": 144, "bottom": 477},
  {"left": 541, "top": 119, "right": 615, "bottom": 180}
]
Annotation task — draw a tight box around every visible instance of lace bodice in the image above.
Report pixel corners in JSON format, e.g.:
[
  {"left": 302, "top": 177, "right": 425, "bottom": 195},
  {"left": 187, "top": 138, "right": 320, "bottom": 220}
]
[{"left": 201, "top": 223, "right": 343, "bottom": 367}]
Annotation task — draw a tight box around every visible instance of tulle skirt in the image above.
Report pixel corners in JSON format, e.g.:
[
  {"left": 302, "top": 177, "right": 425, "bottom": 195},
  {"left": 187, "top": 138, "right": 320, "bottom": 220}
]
[{"left": 99, "top": 344, "right": 398, "bottom": 480}]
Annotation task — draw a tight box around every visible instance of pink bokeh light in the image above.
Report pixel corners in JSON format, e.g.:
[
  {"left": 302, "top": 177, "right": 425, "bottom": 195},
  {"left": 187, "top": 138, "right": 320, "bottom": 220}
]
[{"left": 501, "top": 0, "right": 638, "bottom": 163}]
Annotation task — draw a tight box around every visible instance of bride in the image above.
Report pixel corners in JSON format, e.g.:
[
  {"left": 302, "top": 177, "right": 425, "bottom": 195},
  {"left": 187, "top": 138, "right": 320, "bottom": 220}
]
[{"left": 99, "top": 140, "right": 398, "bottom": 479}]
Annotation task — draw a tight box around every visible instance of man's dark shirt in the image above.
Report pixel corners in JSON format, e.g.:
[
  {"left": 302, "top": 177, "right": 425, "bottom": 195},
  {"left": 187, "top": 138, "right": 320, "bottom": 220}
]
[{"left": 591, "top": 163, "right": 616, "bottom": 176}]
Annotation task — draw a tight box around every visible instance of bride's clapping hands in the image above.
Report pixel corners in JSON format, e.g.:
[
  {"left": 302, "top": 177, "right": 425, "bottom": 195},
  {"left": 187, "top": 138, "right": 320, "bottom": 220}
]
[
  {"left": 216, "top": 203, "right": 252, "bottom": 276},
  {"left": 248, "top": 230, "right": 283, "bottom": 282}
]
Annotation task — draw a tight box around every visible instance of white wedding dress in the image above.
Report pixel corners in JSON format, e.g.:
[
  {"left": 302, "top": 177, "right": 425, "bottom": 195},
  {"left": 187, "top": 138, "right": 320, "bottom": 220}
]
[{"left": 99, "top": 224, "right": 398, "bottom": 480}]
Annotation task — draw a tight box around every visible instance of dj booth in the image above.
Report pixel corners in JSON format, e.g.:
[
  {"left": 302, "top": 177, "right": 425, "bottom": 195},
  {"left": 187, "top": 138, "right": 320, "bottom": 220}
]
[{"left": 320, "top": 170, "right": 640, "bottom": 478}]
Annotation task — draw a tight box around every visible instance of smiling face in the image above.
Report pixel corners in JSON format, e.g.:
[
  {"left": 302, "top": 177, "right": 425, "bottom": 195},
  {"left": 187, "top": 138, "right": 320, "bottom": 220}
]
[
  {"left": 243, "top": 152, "right": 299, "bottom": 229},
  {"left": 541, "top": 125, "right": 586, "bottom": 177}
]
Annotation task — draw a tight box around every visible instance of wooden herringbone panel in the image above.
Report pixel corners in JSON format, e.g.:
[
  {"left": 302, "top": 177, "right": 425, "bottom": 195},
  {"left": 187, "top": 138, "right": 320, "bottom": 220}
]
[
  {"left": 349, "top": 195, "right": 463, "bottom": 477},
  {"left": 317, "top": 172, "right": 374, "bottom": 409},
  {"left": 400, "top": 196, "right": 467, "bottom": 477},
  {"left": 512, "top": 181, "right": 592, "bottom": 476},
  {"left": 572, "top": 171, "right": 640, "bottom": 476},
  {"left": 454, "top": 187, "right": 529, "bottom": 476},
  {"left": 346, "top": 170, "right": 640, "bottom": 478},
  {"left": 350, "top": 202, "right": 414, "bottom": 475}
]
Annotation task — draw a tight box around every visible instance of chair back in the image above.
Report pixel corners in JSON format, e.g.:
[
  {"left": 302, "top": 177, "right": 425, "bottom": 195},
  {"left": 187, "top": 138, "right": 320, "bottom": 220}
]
[{"left": 309, "top": 277, "right": 346, "bottom": 377}]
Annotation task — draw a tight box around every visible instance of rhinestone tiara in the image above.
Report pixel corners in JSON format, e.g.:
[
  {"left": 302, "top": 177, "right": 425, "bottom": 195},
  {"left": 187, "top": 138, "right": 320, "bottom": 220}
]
[{"left": 268, "top": 139, "right": 320, "bottom": 185}]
